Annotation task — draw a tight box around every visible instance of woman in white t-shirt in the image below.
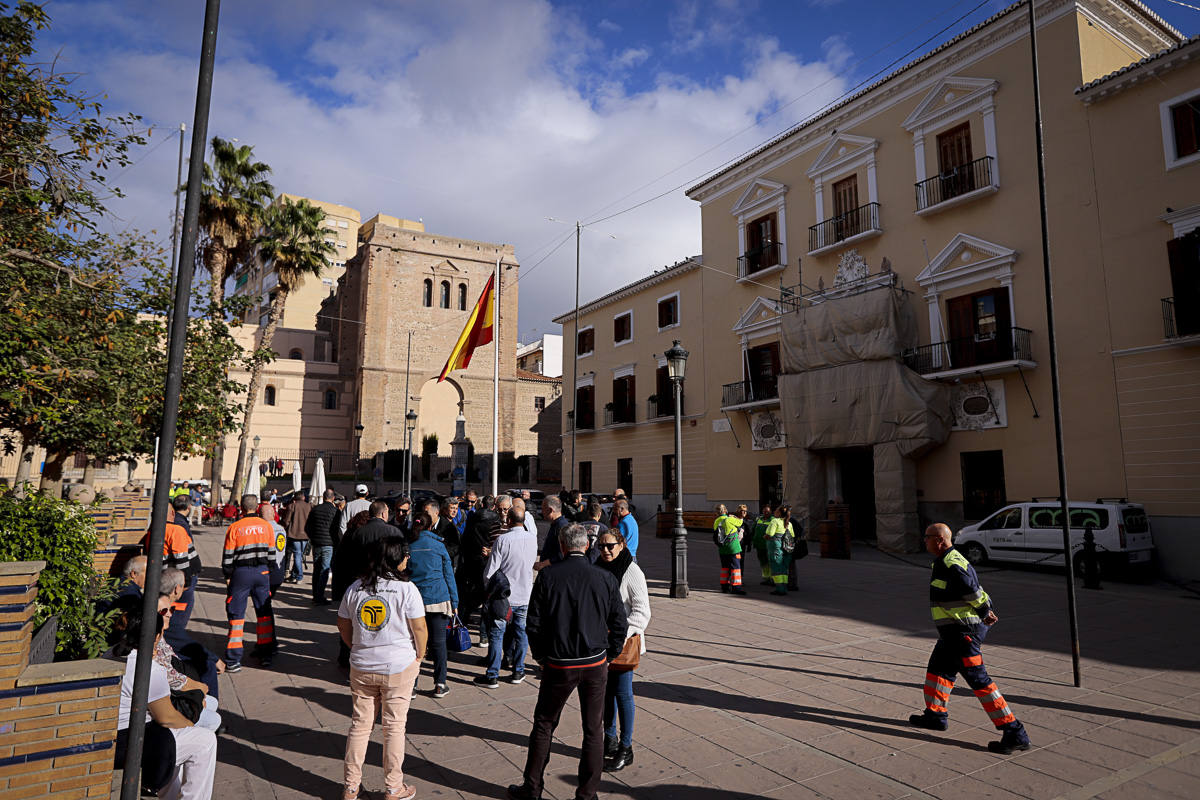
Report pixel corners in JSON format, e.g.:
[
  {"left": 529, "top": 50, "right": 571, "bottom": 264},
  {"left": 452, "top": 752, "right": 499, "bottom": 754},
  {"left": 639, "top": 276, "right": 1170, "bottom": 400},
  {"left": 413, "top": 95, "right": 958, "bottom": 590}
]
[
  {"left": 337, "top": 535, "right": 429, "bottom": 800},
  {"left": 115, "top": 605, "right": 217, "bottom": 800}
]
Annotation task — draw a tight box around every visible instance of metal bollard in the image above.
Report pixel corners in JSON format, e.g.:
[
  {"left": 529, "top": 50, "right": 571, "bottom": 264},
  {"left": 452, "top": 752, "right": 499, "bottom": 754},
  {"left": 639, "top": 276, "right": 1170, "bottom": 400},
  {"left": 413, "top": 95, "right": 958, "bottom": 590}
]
[{"left": 1082, "top": 527, "right": 1102, "bottom": 590}]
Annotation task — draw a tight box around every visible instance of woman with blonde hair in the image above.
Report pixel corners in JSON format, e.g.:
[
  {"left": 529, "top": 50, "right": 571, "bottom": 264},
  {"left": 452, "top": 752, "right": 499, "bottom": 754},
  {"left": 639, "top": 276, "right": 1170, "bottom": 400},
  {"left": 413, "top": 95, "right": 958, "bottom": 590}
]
[{"left": 596, "top": 529, "right": 650, "bottom": 772}]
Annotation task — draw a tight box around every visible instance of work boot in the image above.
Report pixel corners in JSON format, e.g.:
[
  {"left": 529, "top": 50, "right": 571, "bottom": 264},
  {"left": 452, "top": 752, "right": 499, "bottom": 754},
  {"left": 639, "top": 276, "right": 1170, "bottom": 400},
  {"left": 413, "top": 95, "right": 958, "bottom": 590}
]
[
  {"left": 604, "top": 735, "right": 620, "bottom": 759},
  {"left": 987, "top": 726, "right": 1031, "bottom": 754},
  {"left": 731, "top": 587, "right": 747, "bottom": 595},
  {"left": 720, "top": 584, "right": 731, "bottom": 593},
  {"left": 604, "top": 745, "right": 633, "bottom": 772},
  {"left": 908, "top": 712, "right": 948, "bottom": 731}
]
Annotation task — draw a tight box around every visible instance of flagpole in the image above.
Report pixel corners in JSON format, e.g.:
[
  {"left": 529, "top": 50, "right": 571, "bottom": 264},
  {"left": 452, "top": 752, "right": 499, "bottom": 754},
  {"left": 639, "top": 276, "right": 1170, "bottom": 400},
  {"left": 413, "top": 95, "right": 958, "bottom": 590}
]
[{"left": 492, "top": 256, "right": 500, "bottom": 498}]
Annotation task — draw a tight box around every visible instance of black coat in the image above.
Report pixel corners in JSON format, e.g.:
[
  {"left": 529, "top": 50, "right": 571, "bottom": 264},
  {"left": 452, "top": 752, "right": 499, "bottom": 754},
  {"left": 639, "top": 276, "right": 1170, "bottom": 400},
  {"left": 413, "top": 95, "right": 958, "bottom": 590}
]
[
  {"left": 332, "top": 517, "right": 393, "bottom": 601},
  {"left": 306, "top": 501, "right": 338, "bottom": 548},
  {"left": 527, "top": 553, "right": 627, "bottom": 668}
]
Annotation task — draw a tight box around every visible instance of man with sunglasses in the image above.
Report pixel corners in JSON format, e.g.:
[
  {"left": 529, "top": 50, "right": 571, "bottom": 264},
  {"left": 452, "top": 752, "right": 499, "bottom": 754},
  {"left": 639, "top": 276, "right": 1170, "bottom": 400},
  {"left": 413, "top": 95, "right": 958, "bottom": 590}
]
[{"left": 390, "top": 496, "right": 412, "bottom": 533}]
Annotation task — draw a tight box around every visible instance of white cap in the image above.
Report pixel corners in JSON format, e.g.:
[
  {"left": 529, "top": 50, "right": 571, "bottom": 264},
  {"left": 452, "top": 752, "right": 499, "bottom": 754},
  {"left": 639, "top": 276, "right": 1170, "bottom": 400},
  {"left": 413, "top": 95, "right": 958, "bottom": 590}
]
[{"left": 355, "top": 484, "right": 369, "bottom": 495}]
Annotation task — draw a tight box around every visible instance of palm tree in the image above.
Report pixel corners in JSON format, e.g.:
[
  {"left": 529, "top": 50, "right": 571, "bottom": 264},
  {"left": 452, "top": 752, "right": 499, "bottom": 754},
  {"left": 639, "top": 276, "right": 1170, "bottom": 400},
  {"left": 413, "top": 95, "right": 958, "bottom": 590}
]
[
  {"left": 231, "top": 197, "right": 336, "bottom": 498},
  {"left": 197, "top": 137, "right": 273, "bottom": 506}
]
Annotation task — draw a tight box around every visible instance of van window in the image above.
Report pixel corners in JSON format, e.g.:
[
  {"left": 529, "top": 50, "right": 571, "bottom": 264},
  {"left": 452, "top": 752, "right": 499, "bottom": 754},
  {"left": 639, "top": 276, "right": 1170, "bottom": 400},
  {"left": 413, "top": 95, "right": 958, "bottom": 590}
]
[
  {"left": 1069, "top": 508, "right": 1108, "bottom": 530},
  {"left": 981, "top": 507, "right": 1021, "bottom": 529},
  {"left": 1121, "top": 507, "right": 1149, "bottom": 533},
  {"left": 1029, "top": 506, "right": 1060, "bottom": 529}
]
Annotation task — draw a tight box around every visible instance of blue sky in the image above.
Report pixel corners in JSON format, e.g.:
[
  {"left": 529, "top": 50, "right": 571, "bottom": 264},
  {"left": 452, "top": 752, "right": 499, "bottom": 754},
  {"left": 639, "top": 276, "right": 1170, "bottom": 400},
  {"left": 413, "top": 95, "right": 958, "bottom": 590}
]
[{"left": 36, "top": 0, "right": 1199, "bottom": 341}]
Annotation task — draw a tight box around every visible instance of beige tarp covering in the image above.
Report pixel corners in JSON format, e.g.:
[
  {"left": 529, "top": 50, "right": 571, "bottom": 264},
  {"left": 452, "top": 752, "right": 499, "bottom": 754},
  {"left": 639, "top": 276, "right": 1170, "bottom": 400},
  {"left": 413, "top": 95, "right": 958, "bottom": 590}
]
[{"left": 778, "top": 286, "right": 953, "bottom": 553}]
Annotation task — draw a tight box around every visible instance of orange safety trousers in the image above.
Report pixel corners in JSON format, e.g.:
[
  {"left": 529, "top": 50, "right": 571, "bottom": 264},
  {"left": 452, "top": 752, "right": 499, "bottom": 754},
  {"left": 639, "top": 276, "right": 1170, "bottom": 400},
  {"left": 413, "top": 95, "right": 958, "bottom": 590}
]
[
  {"left": 225, "top": 566, "right": 275, "bottom": 665},
  {"left": 923, "top": 629, "right": 1018, "bottom": 729}
]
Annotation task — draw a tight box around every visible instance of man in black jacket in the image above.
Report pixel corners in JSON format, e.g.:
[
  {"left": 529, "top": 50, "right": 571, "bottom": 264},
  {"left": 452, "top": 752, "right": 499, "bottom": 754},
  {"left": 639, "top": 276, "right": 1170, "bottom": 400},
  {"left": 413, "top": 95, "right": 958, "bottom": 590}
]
[
  {"left": 508, "top": 524, "right": 627, "bottom": 800},
  {"left": 305, "top": 489, "right": 339, "bottom": 605},
  {"left": 330, "top": 500, "right": 393, "bottom": 667},
  {"left": 457, "top": 497, "right": 498, "bottom": 628}
]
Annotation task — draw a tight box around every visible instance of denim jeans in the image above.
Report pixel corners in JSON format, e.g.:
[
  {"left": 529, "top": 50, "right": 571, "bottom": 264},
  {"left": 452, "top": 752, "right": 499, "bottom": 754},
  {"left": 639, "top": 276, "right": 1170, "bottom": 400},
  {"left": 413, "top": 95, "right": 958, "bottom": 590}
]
[
  {"left": 288, "top": 540, "right": 307, "bottom": 579},
  {"left": 312, "top": 545, "right": 334, "bottom": 601},
  {"left": 604, "top": 667, "right": 635, "bottom": 747},
  {"left": 426, "top": 612, "right": 449, "bottom": 686},
  {"left": 486, "top": 605, "right": 527, "bottom": 679}
]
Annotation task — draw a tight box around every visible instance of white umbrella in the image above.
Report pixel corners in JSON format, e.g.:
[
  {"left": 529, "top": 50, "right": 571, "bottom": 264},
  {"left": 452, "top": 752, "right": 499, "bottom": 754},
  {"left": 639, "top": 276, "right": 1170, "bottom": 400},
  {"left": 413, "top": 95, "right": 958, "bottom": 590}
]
[
  {"left": 247, "top": 458, "right": 262, "bottom": 500},
  {"left": 310, "top": 457, "right": 326, "bottom": 500},
  {"left": 292, "top": 460, "right": 302, "bottom": 494}
]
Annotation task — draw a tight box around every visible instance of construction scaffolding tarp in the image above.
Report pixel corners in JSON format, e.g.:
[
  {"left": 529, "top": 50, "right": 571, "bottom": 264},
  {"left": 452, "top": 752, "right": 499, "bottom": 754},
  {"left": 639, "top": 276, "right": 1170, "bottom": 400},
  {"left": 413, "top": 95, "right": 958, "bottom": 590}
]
[{"left": 777, "top": 284, "right": 953, "bottom": 553}]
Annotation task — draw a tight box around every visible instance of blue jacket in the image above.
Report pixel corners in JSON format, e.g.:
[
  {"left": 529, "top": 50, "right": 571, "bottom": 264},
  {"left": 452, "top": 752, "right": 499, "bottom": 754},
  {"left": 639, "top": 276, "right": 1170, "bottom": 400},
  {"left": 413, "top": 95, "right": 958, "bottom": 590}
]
[{"left": 407, "top": 530, "right": 459, "bottom": 608}]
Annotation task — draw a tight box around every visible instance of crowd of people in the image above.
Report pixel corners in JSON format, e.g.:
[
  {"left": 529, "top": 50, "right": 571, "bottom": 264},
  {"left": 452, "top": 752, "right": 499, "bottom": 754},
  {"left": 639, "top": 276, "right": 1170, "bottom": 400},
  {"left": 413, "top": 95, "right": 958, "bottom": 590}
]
[{"left": 112, "top": 477, "right": 1032, "bottom": 799}]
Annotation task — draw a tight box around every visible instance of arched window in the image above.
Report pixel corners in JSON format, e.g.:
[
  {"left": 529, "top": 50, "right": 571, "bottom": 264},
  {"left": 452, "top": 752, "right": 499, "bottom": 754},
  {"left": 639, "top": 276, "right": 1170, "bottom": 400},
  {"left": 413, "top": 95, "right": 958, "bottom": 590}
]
[
  {"left": 289, "top": 349, "right": 303, "bottom": 360},
  {"left": 264, "top": 385, "right": 276, "bottom": 406},
  {"left": 324, "top": 389, "right": 337, "bottom": 410},
  {"left": 422, "top": 279, "right": 433, "bottom": 307},
  {"left": 440, "top": 280, "right": 451, "bottom": 309},
  {"left": 458, "top": 283, "right": 467, "bottom": 310}
]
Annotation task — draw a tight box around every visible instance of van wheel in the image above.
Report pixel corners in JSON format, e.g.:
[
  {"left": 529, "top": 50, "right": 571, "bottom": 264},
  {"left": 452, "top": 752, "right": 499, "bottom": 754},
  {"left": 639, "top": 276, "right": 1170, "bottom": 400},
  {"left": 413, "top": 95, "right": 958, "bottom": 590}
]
[{"left": 962, "top": 542, "right": 988, "bottom": 565}]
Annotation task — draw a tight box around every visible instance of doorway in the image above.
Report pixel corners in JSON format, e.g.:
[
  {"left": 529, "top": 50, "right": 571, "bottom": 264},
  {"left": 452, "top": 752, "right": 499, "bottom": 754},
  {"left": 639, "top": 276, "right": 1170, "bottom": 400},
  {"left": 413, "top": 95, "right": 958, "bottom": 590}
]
[
  {"left": 758, "top": 465, "right": 783, "bottom": 509},
  {"left": 960, "top": 450, "right": 1006, "bottom": 521},
  {"left": 836, "top": 448, "right": 876, "bottom": 540},
  {"left": 616, "top": 458, "right": 633, "bottom": 498}
]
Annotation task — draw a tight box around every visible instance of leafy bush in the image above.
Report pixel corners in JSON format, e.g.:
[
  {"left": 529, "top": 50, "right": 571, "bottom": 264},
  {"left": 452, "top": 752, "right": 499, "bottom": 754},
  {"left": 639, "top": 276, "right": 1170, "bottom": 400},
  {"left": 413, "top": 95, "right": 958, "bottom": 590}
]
[{"left": 0, "top": 491, "right": 117, "bottom": 660}]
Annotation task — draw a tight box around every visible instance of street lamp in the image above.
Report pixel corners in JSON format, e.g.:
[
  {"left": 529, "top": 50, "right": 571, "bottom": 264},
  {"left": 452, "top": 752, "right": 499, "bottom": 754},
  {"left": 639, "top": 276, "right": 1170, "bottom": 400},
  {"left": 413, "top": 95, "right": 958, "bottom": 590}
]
[
  {"left": 354, "top": 423, "right": 364, "bottom": 482},
  {"left": 665, "top": 340, "right": 689, "bottom": 599},
  {"left": 405, "top": 409, "right": 418, "bottom": 497}
]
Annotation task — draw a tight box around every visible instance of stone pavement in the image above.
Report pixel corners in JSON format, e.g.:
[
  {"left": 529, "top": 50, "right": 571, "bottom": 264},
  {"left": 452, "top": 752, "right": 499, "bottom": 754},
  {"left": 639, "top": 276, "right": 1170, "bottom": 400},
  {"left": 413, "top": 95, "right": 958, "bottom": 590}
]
[{"left": 161, "top": 521, "right": 1200, "bottom": 799}]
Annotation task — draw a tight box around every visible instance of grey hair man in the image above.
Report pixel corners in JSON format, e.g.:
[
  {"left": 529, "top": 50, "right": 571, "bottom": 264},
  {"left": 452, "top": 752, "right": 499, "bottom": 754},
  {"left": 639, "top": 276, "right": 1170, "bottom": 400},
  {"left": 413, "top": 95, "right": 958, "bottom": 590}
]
[
  {"left": 159, "top": 567, "right": 186, "bottom": 603},
  {"left": 511, "top": 523, "right": 627, "bottom": 800},
  {"left": 122, "top": 555, "right": 148, "bottom": 590}
]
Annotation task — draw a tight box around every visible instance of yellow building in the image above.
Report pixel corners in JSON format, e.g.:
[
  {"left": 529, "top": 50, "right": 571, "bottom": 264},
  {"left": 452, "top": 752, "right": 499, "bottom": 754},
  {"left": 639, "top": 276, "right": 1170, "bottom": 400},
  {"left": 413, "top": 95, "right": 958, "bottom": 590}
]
[{"left": 559, "top": 0, "right": 1200, "bottom": 577}]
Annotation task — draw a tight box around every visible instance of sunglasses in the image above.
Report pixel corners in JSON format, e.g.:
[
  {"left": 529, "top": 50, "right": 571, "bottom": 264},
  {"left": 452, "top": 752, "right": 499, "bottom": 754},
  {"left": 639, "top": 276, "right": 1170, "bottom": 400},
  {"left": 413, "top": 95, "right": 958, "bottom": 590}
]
[{"left": 599, "top": 542, "right": 621, "bottom": 550}]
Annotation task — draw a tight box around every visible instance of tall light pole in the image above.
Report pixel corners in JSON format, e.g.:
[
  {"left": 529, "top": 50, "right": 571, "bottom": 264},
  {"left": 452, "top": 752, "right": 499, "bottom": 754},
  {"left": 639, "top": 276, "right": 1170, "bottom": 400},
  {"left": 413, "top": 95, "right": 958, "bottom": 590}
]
[
  {"left": 666, "top": 340, "right": 689, "bottom": 599},
  {"left": 406, "top": 409, "right": 418, "bottom": 497}
]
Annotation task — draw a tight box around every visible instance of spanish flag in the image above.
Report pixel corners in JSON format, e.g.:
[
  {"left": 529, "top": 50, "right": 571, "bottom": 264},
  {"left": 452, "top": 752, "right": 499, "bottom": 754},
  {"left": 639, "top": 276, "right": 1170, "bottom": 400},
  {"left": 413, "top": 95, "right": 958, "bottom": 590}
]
[{"left": 438, "top": 273, "right": 495, "bottom": 382}]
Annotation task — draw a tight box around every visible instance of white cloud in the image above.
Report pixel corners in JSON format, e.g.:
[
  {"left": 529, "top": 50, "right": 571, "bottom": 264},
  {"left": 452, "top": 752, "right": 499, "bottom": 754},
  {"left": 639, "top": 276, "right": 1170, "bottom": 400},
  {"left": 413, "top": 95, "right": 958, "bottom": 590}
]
[{"left": 45, "top": 0, "right": 849, "bottom": 339}]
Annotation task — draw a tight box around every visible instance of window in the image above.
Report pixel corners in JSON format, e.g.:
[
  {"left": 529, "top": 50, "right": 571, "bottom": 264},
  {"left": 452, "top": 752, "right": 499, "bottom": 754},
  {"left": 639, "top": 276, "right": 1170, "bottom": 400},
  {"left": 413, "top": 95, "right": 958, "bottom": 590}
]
[
  {"left": 1070, "top": 508, "right": 1109, "bottom": 530},
  {"left": 1166, "top": 95, "right": 1200, "bottom": 163},
  {"left": 946, "top": 288, "right": 1013, "bottom": 367},
  {"left": 610, "top": 375, "right": 636, "bottom": 424},
  {"left": 654, "top": 365, "right": 676, "bottom": 416},
  {"left": 1167, "top": 231, "right": 1200, "bottom": 337},
  {"left": 744, "top": 212, "right": 779, "bottom": 274},
  {"left": 440, "top": 280, "right": 451, "bottom": 309},
  {"left": 617, "top": 458, "right": 633, "bottom": 498},
  {"left": 73, "top": 452, "right": 89, "bottom": 469},
  {"left": 324, "top": 389, "right": 337, "bottom": 410},
  {"left": 264, "top": 385, "right": 276, "bottom": 406},
  {"left": 746, "top": 341, "right": 780, "bottom": 401},
  {"left": 458, "top": 283, "right": 467, "bottom": 311},
  {"left": 981, "top": 507, "right": 1021, "bottom": 530},
  {"left": 575, "top": 385, "right": 595, "bottom": 429},
  {"left": 831, "top": 175, "right": 860, "bottom": 241},
  {"left": 904, "top": 77, "right": 999, "bottom": 212},
  {"left": 613, "top": 312, "right": 632, "bottom": 345},
  {"left": 576, "top": 327, "right": 594, "bottom": 357},
  {"left": 423, "top": 279, "right": 433, "bottom": 307},
  {"left": 534, "top": 396, "right": 546, "bottom": 412},
  {"left": 935, "top": 122, "right": 978, "bottom": 200},
  {"left": 578, "top": 461, "right": 592, "bottom": 493},
  {"left": 960, "top": 450, "right": 1005, "bottom": 521},
  {"left": 338, "top": 220, "right": 349, "bottom": 228},
  {"left": 657, "top": 294, "right": 679, "bottom": 329},
  {"left": 289, "top": 349, "right": 303, "bottom": 360}
]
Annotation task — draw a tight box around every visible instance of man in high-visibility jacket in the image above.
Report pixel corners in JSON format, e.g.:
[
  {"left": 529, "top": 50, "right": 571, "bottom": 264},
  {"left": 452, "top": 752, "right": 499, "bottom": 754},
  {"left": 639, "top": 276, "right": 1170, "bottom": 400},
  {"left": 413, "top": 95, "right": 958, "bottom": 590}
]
[
  {"left": 910, "top": 523, "right": 1030, "bottom": 754},
  {"left": 221, "top": 494, "right": 276, "bottom": 672}
]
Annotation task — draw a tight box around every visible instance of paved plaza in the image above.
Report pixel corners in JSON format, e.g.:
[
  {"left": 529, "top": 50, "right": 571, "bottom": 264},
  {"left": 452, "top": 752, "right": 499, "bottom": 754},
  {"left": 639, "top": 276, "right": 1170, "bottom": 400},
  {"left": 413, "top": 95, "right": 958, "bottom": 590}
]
[{"left": 161, "top": 521, "right": 1200, "bottom": 799}]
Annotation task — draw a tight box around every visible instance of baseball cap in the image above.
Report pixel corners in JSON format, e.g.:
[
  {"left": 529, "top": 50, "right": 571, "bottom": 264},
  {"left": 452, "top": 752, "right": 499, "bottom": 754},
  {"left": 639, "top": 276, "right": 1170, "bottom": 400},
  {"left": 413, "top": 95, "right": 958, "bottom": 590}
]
[{"left": 355, "top": 484, "right": 368, "bottom": 495}]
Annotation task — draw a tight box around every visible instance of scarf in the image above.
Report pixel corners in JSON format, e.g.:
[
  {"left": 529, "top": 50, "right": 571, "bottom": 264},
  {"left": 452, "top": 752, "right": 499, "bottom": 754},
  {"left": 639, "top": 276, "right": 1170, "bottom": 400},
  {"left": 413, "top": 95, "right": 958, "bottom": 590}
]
[{"left": 596, "top": 544, "right": 634, "bottom": 584}]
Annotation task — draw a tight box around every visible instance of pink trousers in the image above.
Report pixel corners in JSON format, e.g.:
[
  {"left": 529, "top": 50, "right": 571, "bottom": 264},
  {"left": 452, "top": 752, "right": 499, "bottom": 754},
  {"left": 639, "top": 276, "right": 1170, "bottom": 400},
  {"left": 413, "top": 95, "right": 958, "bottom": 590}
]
[{"left": 344, "top": 660, "right": 421, "bottom": 793}]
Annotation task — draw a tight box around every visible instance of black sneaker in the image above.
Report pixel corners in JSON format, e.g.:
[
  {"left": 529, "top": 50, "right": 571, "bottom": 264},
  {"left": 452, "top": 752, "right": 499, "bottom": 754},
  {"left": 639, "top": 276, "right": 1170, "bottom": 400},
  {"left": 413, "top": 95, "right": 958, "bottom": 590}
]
[
  {"left": 731, "top": 588, "right": 747, "bottom": 595},
  {"left": 506, "top": 784, "right": 539, "bottom": 800},
  {"left": 509, "top": 672, "right": 525, "bottom": 685},
  {"left": 433, "top": 683, "right": 450, "bottom": 698},
  {"left": 473, "top": 675, "right": 500, "bottom": 689},
  {"left": 225, "top": 662, "right": 242, "bottom": 674},
  {"left": 260, "top": 654, "right": 274, "bottom": 668},
  {"left": 909, "top": 712, "right": 948, "bottom": 731}
]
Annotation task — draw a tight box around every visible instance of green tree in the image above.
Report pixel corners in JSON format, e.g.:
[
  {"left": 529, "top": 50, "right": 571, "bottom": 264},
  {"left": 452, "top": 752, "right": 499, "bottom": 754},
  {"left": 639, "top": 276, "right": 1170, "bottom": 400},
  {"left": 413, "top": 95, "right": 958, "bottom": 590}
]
[
  {"left": 231, "top": 197, "right": 336, "bottom": 497},
  {"left": 197, "top": 137, "right": 273, "bottom": 504}
]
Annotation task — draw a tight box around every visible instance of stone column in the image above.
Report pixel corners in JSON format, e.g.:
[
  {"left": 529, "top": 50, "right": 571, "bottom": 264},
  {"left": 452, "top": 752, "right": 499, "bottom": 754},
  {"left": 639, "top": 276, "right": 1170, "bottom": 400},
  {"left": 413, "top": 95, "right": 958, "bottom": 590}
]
[
  {"left": 450, "top": 413, "right": 469, "bottom": 495},
  {"left": 873, "top": 442, "right": 920, "bottom": 553}
]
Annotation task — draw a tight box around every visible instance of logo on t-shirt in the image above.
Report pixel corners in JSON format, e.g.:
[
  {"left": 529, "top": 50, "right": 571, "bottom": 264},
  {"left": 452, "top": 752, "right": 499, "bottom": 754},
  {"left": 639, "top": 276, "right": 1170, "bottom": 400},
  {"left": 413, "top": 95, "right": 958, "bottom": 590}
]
[
  {"left": 275, "top": 532, "right": 286, "bottom": 552},
  {"left": 356, "top": 596, "right": 388, "bottom": 632}
]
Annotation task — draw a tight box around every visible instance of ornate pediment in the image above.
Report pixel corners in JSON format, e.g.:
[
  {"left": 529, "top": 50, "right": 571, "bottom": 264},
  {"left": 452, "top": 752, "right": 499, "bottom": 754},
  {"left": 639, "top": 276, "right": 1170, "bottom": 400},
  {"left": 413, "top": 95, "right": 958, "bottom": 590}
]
[
  {"left": 430, "top": 259, "right": 463, "bottom": 273},
  {"left": 806, "top": 134, "right": 878, "bottom": 180},
  {"left": 730, "top": 178, "right": 787, "bottom": 216},
  {"left": 916, "top": 233, "right": 1016, "bottom": 292},
  {"left": 902, "top": 76, "right": 999, "bottom": 133},
  {"left": 732, "top": 296, "right": 782, "bottom": 333}
]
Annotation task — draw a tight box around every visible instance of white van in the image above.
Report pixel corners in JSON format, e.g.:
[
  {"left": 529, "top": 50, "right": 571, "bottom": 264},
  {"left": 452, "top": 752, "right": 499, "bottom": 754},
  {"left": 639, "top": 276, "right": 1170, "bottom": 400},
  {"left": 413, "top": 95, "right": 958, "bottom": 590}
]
[{"left": 955, "top": 499, "right": 1154, "bottom": 574}]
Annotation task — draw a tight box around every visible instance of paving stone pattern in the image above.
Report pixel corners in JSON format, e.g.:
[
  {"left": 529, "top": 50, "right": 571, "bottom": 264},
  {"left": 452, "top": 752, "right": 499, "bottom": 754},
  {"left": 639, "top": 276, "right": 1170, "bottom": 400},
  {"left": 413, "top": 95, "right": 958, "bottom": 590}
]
[{"left": 139, "top": 523, "right": 1200, "bottom": 799}]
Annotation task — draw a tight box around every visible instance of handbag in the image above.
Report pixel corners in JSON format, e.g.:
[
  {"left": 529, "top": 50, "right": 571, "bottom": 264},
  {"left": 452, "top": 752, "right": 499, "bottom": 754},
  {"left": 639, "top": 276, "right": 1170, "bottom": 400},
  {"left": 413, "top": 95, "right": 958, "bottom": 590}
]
[
  {"left": 445, "top": 614, "right": 472, "bottom": 652},
  {"left": 609, "top": 633, "right": 641, "bottom": 673},
  {"left": 169, "top": 688, "right": 204, "bottom": 723}
]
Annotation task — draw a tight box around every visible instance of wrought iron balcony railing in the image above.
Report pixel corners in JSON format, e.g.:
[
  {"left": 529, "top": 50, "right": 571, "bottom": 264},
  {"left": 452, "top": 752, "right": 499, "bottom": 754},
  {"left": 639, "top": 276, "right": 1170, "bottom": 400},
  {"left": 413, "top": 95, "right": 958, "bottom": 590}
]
[
  {"left": 604, "top": 405, "right": 636, "bottom": 426},
  {"left": 915, "top": 156, "right": 994, "bottom": 211},
  {"left": 903, "top": 326, "right": 1032, "bottom": 375},
  {"left": 737, "top": 241, "right": 782, "bottom": 278},
  {"left": 647, "top": 394, "right": 683, "bottom": 419},
  {"left": 566, "top": 411, "right": 595, "bottom": 432},
  {"left": 721, "top": 378, "right": 779, "bottom": 408},
  {"left": 808, "top": 202, "right": 881, "bottom": 252}
]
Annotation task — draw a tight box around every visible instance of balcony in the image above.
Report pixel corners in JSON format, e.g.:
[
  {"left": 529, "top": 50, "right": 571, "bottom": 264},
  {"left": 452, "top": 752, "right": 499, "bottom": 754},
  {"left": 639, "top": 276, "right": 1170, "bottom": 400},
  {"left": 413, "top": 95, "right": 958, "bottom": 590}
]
[
  {"left": 647, "top": 394, "right": 683, "bottom": 420},
  {"left": 604, "top": 405, "right": 636, "bottom": 427},
  {"left": 808, "top": 202, "right": 882, "bottom": 255},
  {"left": 737, "top": 241, "right": 782, "bottom": 279},
  {"left": 566, "top": 411, "right": 595, "bottom": 433},
  {"left": 721, "top": 378, "right": 779, "bottom": 410},
  {"left": 1163, "top": 296, "right": 1200, "bottom": 339},
  {"left": 915, "top": 156, "right": 995, "bottom": 214},
  {"left": 903, "top": 326, "right": 1035, "bottom": 379}
]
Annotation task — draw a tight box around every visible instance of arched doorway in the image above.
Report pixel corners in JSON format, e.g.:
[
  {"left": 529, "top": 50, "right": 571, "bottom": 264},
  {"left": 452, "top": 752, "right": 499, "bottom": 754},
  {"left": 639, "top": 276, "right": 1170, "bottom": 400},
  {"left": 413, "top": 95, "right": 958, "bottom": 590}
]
[{"left": 415, "top": 378, "right": 463, "bottom": 479}]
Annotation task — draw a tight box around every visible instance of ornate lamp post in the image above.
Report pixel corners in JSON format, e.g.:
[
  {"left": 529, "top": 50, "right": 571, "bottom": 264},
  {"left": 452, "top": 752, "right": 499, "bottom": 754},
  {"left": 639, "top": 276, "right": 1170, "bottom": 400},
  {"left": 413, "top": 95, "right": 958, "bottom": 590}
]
[
  {"left": 405, "top": 409, "right": 418, "bottom": 497},
  {"left": 666, "top": 340, "right": 689, "bottom": 599},
  {"left": 354, "top": 423, "right": 364, "bottom": 482}
]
